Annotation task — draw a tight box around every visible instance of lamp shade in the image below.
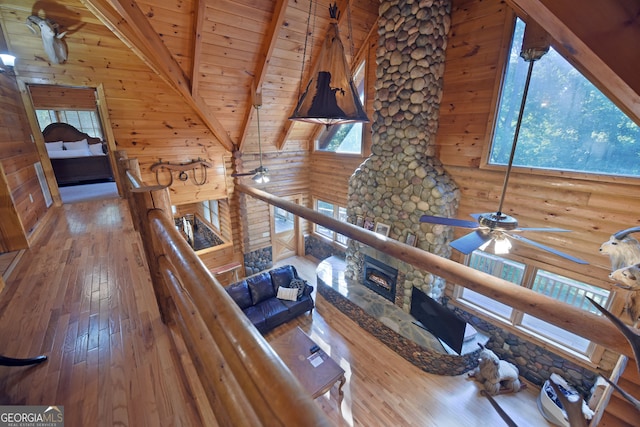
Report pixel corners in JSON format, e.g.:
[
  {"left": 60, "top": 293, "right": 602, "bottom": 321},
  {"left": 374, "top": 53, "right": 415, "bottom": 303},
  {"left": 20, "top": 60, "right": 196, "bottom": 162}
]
[{"left": 289, "top": 11, "right": 368, "bottom": 126}]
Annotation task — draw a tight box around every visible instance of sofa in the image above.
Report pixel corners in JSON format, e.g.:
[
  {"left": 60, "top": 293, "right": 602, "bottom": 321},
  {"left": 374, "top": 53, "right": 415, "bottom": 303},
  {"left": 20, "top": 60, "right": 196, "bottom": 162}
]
[{"left": 224, "top": 265, "right": 314, "bottom": 334}]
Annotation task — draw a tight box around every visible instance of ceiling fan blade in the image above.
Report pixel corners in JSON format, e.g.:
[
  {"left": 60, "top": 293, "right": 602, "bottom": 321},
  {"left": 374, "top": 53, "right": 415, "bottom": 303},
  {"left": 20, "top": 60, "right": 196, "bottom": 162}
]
[
  {"left": 231, "top": 167, "right": 260, "bottom": 177},
  {"left": 419, "top": 215, "right": 478, "bottom": 228},
  {"left": 509, "top": 234, "right": 588, "bottom": 264},
  {"left": 450, "top": 231, "right": 491, "bottom": 254},
  {"left": 516, "top": 227, "right": 571, "bottom": 232}
]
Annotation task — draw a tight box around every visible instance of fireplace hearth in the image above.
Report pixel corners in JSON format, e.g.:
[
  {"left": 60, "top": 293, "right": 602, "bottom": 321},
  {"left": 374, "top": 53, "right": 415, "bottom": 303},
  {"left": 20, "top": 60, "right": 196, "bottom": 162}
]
[{"left": 362, "top": 256, "right": 397, "bottom": 302}]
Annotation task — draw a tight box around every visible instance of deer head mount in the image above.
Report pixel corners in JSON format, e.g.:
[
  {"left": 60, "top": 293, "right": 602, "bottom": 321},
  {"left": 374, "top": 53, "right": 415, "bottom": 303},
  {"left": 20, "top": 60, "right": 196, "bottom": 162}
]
[{"left": 26, "top": 15, "right": 68, "bottom": 64}]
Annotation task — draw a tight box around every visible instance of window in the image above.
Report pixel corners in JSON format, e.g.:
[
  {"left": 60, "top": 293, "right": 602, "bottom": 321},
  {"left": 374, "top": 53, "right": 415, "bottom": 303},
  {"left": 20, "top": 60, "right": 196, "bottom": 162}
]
[
  {"left": 202, "top": 200, "right": 220, "bottom": 230},
  {"left": 314, "top": 199, "right": 348, "bottom": 246},
  {"left": 274, "top": 207, "right": 294, "bottom": 233},
  {"left": 36, "top": 109, "right": 104, "bottom": 139},
  {"left": 315, "top": 61, "right": 366, "bottom": 154},
  {"left": 490, "top": 18, "right": 640, "bottom": 177},
  {"left": 457, "top": 251, "right": 610, "bottom": 355}
]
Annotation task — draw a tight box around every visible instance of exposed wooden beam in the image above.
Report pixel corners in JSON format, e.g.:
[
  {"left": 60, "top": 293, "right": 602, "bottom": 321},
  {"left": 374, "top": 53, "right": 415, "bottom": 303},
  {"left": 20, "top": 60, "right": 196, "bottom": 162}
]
[
  {"left": 191, "top": 0, "right": 207, "bottom": 99},
  {"left": 237, "top": 183, "right": 632, "bottom": 358},
  {"left": 506, "top": 0, "right": 640, "bottom": 125},
  {"left": 81, "top": 0, "right": 235, "bottom": 151},
  {"left": 237, "top": 0, "right": 290, "bottom": 152}
]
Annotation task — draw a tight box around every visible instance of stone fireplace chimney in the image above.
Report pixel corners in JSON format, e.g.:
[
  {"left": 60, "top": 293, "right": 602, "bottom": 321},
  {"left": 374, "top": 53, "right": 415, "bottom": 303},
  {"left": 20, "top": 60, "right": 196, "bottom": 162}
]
[{"left": 345, "top": 0, "right": 459, "bottom": 311}]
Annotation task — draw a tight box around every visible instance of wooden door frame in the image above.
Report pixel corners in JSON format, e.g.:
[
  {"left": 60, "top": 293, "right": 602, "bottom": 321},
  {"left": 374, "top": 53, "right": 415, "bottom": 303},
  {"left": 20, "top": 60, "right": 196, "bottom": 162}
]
[{"left": 17, "top": 81, "right": 121, "bottom": 206}]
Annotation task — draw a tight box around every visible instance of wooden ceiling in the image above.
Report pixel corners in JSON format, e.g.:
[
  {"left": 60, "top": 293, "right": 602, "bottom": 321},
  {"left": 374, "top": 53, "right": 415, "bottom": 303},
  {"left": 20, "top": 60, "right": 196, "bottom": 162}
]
[
  {"left": 79, "top": 0, "right": 380, "bottom": 154},
  {"left": 2, "top": 0, "right": 638, "bottom": 155}
]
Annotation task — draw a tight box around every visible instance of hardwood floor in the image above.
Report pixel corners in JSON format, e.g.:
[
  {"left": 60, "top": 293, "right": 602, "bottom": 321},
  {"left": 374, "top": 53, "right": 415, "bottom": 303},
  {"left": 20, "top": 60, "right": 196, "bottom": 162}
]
[{"left": 0, "top": 199, "right": 551, "bottom": 426}]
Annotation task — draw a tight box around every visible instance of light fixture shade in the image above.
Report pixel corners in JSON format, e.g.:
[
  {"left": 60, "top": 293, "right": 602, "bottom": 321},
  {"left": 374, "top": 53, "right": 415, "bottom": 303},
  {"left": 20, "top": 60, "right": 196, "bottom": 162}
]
[
  {"left": 0, "top": 53, "right": 16, "bottom": 67},
  {"left": 289, "top": 12, "right": 368, "bottom": 126}
]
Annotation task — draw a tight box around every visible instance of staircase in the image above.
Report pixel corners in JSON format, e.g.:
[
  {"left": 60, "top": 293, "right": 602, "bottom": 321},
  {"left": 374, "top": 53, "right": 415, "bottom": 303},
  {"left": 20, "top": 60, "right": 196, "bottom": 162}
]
[{"left": 599, "top": 357, "right": 639, "bottom": 426}]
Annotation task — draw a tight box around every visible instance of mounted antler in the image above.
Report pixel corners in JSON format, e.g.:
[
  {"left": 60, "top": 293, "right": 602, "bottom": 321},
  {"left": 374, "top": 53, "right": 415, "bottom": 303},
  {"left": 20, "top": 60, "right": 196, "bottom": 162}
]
[{"left": 26, "top": 15, "right": 68, "bottom": 64}]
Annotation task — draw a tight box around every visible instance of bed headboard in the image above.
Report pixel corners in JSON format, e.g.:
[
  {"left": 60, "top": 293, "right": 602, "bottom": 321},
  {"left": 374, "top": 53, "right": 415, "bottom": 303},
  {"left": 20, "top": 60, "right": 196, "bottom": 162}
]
[{"left": 42, "top": 122, "right": 102, "bottom": 145}]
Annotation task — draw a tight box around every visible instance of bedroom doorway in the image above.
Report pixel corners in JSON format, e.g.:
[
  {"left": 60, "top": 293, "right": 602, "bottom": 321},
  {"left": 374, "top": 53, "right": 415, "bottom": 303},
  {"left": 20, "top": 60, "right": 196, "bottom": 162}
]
[{"left": 25, "top": 84, "right": 119, "bottom": 205}]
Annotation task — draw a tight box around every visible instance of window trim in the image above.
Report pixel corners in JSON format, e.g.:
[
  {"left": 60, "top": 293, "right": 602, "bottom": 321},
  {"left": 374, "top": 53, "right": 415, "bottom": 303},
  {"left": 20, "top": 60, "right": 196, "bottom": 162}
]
[
  {"left": 453, "top": 250, "right": 610, "bottom": 365},
  {"left": 312, "top": 198, "right": 348, "bottom": 247},
  {"left": 480, "top": 14, "right": 640, "bottom": 186}
]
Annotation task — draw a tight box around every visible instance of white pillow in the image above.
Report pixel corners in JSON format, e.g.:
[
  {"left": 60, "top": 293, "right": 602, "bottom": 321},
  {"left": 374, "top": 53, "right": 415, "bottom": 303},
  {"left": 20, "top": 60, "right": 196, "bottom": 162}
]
[
  {"left": 63, "top": 139, "right": 89, "bottom": 151},
  {"left": 276, "top": 287, "right": 298, "bottom": 301},
  {"left": 88, "top": 143, "right": 105, "bottom": 156},
  {"left": 48, "top": 149, "right": 92, "bottom": 158},
  {"left": 45, "top": 141, "right": 64, "bottom": 152}
]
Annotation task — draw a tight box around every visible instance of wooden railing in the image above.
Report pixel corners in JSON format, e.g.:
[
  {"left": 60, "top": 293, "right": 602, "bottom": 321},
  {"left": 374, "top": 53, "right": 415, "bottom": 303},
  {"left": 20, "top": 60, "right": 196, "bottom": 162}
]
[{"left": 115, "top": 152, "right": 331, "bottom": 426}]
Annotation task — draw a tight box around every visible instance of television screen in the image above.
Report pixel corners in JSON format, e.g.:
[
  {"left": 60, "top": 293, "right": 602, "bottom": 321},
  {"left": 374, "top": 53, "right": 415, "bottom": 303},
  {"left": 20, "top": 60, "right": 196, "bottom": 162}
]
[{"left": 410, "top": 287, "right": 467, "bottom": 355}]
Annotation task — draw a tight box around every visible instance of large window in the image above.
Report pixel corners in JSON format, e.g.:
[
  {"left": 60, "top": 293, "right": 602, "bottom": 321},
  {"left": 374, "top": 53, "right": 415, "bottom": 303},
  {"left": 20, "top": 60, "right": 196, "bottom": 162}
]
[
  {"left": 457, "top": 251, "right": 610, "bottom": 355},
  {"left": 36, "top": 109, "right": 104, "bottom": 140},
  {"left": 490, "top": 18, "right": 640, "bottom": 177},
  {"left": 315, "top": 61, "right": 366, "bottom": 154},
  {"left": 314, "top": 199, "right": 348, "bottom": 245}
]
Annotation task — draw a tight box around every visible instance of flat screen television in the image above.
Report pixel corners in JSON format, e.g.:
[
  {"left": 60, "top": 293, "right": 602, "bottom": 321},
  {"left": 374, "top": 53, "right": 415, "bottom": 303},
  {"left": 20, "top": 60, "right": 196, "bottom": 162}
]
[{"left": 410, "top": 287, "right": 475, "bottom": 355}]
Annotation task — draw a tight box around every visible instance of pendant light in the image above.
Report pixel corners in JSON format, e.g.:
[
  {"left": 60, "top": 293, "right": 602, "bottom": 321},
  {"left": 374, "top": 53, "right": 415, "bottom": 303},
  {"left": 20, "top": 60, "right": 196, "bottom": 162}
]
[{"left": 289, "top": 2, "right": 368, "bottom": 127}]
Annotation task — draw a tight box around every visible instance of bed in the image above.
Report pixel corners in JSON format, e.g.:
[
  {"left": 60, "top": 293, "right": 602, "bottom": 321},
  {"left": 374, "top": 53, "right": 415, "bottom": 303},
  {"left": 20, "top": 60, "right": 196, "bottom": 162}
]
[{"left": 42, "top": 122, "right": 114, "bottom": 186}]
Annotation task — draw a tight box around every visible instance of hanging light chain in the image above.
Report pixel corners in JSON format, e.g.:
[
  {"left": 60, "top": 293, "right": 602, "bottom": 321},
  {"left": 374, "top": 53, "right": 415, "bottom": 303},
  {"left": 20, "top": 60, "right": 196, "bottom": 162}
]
[
  {"left": 347, "top": 2, "right": 355, "bottom": 60},
  {"left": 298, "top": 0, "right": 316, "bottom": 98}
]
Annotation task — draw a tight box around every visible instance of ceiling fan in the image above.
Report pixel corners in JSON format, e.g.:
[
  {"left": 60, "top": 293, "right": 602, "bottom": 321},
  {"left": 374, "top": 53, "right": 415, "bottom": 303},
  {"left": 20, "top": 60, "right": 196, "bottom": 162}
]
[
  {"left": 232, "top": 90, "right": 270, "bottom": 184},
  {"left": 420, "top": 23, "right": 587, "bottom": 265}
]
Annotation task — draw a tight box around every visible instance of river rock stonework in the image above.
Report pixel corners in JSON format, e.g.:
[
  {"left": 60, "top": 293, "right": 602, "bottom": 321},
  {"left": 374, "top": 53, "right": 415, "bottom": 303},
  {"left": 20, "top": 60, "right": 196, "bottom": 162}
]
[{"left": 346, "top": 0, "right": 459, "bottom": 310}]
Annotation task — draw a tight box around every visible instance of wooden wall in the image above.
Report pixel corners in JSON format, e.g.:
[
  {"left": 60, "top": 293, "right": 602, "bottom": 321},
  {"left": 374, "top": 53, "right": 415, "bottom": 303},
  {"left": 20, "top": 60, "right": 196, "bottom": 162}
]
[
  {"left": 0, "top": 47, "right": 48, "bottom": 251},
  {"left": 234, "top": 149, "right": 310, "bottom": 253},
  {"left": 437, "top": 0, "right": 640, "bottom": 286},
  {"left": 0, "top": 1, "right": 228, "bottom": 207}
]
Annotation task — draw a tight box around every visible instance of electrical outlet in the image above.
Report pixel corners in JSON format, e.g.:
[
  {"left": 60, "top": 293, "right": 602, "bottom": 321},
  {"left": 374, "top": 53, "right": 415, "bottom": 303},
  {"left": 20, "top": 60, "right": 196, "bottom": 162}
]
[{"left": 29, "top": 193, "right": 34, "bottom": 203}]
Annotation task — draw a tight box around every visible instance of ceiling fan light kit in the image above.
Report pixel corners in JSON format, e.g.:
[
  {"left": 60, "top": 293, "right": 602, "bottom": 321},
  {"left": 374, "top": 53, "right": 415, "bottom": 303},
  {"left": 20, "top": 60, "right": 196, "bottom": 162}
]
[{"left": 420, "top": 21, "right": 587, "bottom": 264}]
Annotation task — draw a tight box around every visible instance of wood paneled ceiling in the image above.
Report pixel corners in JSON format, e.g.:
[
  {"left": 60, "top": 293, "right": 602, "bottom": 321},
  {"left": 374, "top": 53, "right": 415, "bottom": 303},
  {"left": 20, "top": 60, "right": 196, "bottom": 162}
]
[
  {"left": 3, "top": 0, "right": 639, "bottom": 154},
  {"left": 81, "top": 0, "right": 380, "bottom": 154}
]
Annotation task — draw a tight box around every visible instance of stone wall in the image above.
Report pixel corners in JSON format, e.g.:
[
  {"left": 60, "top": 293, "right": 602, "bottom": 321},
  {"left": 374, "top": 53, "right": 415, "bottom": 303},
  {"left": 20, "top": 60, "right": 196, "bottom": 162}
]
[
  {"left": 345, "top": 0, "right": 459, "bottom": 311},
  {"left": 243, "top": 247, "right": 273, "bottom": 276}
]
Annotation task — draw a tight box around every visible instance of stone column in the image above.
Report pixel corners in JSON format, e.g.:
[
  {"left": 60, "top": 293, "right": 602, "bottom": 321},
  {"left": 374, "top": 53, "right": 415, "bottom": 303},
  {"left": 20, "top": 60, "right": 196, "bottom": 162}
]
[{"left": 346, "top": 0, "right": 459, "bottom": 310}]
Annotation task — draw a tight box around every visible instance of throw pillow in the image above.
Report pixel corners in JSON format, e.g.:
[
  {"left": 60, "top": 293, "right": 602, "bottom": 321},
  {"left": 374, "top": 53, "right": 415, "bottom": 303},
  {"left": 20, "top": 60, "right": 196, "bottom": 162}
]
[
  {"left": 63, "top": 139, "right": 89, "bottom": 151},
  {"left": 288, "top": 278, "right": 307, "bottom": 299},
  {"left": 276, "top": 286, "right": 298, "bottom": 302}
]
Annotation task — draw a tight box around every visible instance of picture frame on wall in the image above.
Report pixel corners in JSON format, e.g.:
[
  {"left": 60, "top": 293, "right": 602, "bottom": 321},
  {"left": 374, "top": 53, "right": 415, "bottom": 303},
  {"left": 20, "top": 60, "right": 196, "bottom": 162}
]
[
  {"left": 356, "top": 215, "right": 364, "bottom": 227},
  {"left": 363, "top": 217, "right": 375, "bottom": 231},
  {"left": 374, "top": 221, "right": 390, "bottom": 237},
  {"left": 406, "top": 232, "right": 417, "bottom": 246}
]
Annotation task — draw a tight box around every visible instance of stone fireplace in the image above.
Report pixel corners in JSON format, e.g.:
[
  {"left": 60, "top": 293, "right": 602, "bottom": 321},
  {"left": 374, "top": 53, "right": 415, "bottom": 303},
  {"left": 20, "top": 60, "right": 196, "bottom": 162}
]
[{"left": 346, "top": 0, "right": 459, "bottom": 311}]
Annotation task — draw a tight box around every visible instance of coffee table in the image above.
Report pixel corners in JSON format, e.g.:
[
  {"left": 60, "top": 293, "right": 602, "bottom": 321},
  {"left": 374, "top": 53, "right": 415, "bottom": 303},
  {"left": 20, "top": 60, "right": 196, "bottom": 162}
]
[{"left": 269, "top": 327, "right": 345, "bottom": 402}]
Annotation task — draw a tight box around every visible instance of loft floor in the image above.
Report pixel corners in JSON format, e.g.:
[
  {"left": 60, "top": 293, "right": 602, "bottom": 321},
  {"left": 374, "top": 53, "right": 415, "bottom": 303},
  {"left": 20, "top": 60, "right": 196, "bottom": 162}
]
[{"left": 0, "top": 199, "right": 550, "bottom": 426}]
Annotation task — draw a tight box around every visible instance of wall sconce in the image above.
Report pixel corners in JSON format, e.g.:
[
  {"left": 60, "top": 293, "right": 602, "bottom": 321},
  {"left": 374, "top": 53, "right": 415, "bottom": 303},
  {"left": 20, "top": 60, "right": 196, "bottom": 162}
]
[{"left": 0, "top": 53, "right": 16, "bottom": 74}]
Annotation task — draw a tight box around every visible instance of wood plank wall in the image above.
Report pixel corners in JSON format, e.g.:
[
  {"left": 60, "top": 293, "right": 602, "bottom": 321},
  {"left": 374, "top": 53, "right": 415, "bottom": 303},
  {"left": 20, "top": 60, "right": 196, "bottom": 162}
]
[
  {"left": 0, "top": 62, "right": 48, "bottom": 251},
  {"left": 233, "top": 150, "right": 310, "bottom": 253},
  {"left": 435, "top": 0, "right": 640, "bottom": 371},
  {"left": 437, "top": 0, "right": 640, "bottom": 281},
  {"left": 0, "top": 2, "right": 228, "bottom": 207}
]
